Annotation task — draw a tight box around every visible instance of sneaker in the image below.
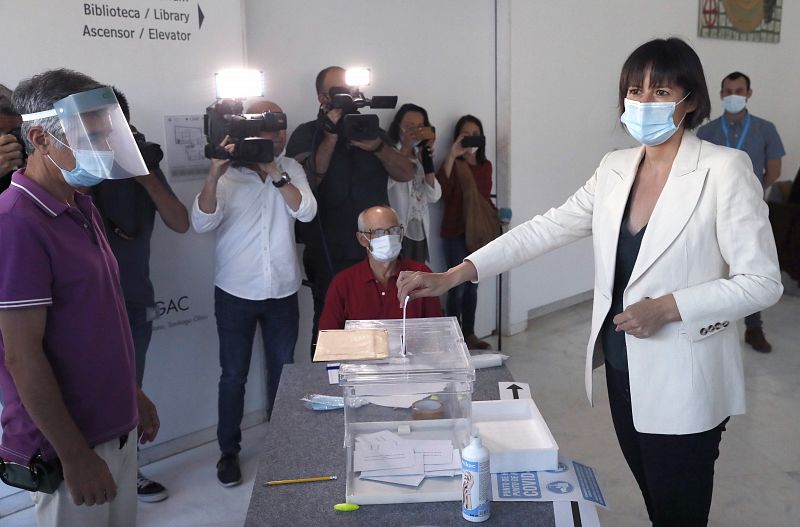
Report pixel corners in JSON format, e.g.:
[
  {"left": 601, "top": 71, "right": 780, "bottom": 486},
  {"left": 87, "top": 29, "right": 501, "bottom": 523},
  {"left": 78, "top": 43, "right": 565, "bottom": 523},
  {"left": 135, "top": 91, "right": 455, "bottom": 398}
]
[
  {"left": 745, "top": 328, "right": 772, "bottom": 353},
  {"left": 217, "top": 453, "right": 242, "bottom": 487},
  {"left": 466, "top": 333, "right": 492, "bottom": 350},
  {"left": 137, "top": 470, "right": 168, "bottom": 503}
]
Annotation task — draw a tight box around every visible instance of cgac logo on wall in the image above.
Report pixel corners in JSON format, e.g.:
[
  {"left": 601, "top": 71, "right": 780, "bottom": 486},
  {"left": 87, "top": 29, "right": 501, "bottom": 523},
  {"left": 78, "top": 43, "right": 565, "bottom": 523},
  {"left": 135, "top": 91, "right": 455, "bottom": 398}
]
[{"left": 152, "top": 295, "right": 210, "bottom": 332}]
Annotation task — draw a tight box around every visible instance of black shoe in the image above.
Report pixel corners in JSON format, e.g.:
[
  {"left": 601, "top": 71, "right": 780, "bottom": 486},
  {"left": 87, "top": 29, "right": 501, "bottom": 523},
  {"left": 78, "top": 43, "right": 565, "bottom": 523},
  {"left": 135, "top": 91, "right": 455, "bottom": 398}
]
[
  {"left": 137, "top": 470, "right": 168, "bottom": 502},
  {"left": 217, "top": 453, "right": 242, "bottom": 487},
  {"left": 745, "top": 328, "right": 772, "bottom": 353}
]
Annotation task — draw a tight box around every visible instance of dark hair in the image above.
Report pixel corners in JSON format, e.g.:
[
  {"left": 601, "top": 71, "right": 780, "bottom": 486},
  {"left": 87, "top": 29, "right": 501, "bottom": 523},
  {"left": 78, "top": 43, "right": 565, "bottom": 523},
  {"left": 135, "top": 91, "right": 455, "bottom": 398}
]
[
  {"left": 722, "top": 71, "right": 751, "bottom": 91},
  {"left": 111, "top": 87, "right": 130, "bottom": 122},
  {"left": 0, "top": 84, "right": 13, "bottom": 115},
  {"left": 13, "top": 68, "right": 102, "bottom": 154},
  {"left": 453, "top": 114, "right": 486, "bottom": 163},
  {"left": 315, "top": 66, "right": 344, "bottom": 95},
  {"left": 618, "top": 38, "right": 710, "bottom": 130},
  {"left": 387, "top": 103, "right": 431, "bottom": 143}
]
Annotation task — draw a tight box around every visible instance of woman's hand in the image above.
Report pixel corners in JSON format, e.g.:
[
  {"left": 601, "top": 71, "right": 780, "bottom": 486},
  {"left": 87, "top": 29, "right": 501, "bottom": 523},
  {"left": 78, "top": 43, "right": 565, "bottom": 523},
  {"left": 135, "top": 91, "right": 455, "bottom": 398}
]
[
  {"left": 397, "top": 262, "right": 478, "bottom": 305},
  {"left": 613, "top": 295, "right": 681, "bottom": 338},
  {"left": 449, "top": 132, "right": 469, "bottom": 159}
]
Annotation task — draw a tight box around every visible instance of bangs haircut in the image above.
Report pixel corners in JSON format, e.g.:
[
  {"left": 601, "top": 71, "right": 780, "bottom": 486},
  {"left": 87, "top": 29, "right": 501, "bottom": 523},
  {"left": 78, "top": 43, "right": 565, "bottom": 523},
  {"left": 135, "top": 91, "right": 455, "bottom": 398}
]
[{"left": 618, "top": 38, "right": 710, "bottom": 130}]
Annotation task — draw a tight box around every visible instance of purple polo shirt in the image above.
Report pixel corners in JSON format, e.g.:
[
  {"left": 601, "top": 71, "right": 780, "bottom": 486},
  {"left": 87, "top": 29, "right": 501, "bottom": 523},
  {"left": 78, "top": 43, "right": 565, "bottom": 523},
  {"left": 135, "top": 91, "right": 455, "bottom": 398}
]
[{"left": 0, "top": 171, "right": 138, "bottom": 464}]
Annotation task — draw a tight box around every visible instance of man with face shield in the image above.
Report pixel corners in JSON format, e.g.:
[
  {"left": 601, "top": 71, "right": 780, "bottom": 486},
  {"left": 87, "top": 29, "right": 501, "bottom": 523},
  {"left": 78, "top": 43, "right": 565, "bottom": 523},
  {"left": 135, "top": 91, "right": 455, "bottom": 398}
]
[
  {"left": 318, "top": 205, "right": 442, "bottom": 331},
  {"left": 0, "top": 69, "right": 159, "bottom": 527}
]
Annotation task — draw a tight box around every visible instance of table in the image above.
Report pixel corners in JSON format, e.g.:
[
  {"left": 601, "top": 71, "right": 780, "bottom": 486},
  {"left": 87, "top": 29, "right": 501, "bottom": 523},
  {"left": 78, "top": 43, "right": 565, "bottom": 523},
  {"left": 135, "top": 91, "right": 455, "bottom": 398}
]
[{"left": 245, "top": 363, "right": 558, "bottom": 526}]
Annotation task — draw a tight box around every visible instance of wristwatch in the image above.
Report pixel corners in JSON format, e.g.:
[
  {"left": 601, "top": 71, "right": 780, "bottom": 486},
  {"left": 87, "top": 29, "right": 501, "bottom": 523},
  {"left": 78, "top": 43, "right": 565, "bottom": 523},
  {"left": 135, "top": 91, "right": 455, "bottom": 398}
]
[{"left": 272, "top": 171, "right": 291, "bottom": 188}]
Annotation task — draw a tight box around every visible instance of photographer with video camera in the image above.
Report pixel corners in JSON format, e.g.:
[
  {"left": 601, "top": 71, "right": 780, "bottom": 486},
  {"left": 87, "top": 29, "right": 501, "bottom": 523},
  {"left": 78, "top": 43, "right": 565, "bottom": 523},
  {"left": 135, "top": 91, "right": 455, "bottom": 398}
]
[
  {"left": 286, "top": 66, "right": 415, "bottom": 356},
  {"left": 89, "top": 87, "right": 189, "bottom": 504},
  {"left": 0, "top": 84, "right": 25, "bottom": 191},
  {"left": 192, "top": 99, "right": 316, "bottom": 487}
]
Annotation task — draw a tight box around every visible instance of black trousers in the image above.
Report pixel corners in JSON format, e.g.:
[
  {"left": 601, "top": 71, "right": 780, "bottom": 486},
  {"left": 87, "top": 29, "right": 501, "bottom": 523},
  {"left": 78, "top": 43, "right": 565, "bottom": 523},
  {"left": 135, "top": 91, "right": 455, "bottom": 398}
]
[{"left": 605, "top": 363, "right": 728, "bottom": 527}]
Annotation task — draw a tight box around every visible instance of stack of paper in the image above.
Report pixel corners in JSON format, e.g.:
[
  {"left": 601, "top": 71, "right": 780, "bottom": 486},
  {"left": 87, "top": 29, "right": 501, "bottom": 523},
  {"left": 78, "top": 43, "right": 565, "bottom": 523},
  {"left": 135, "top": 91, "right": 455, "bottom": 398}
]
[{"left": 353, "top": 430, "right": 462, "bottom": 487}]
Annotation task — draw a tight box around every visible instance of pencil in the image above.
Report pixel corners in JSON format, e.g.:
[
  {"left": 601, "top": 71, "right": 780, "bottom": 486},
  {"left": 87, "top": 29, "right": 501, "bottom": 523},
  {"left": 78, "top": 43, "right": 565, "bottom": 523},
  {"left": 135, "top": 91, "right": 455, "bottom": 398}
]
[{"left": 264, "top": 475, "right": 338, "bottom": 486}]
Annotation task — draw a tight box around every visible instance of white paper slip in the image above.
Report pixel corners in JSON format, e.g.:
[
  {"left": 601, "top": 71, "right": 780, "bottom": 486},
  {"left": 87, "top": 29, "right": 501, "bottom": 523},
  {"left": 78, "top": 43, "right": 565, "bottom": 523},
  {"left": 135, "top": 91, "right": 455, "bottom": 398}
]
[
  {"left": 553, "top": 501, "right": 601, "bottom": 527},
  {"left": 359, "top": 473, "right": 425, "bottom": 487},
  {"left": 359, "top": 453, "right": 425, "bottom": 478},
  {"left": 353, "top": 447, "right": 415, "bottom": 473},
  {"left": 425, "top": 468, "right": 461, "bottom": 477},
  {"left": 355, "top": 429, "right": 402, "bottom": 448}
]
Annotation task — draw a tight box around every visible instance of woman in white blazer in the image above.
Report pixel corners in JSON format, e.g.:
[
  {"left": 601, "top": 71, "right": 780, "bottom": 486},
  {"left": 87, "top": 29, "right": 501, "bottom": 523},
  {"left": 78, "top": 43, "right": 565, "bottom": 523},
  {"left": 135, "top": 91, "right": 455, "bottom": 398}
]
[{"left": 397, "top": 38, "right": 782, "bottom": 527}]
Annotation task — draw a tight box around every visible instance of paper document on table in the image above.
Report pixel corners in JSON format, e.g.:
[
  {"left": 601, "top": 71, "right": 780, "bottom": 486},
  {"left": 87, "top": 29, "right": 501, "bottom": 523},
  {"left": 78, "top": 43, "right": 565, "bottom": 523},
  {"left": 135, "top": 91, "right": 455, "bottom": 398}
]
[
  {"left": 352, "top": 447, "right": 415, "bottom": 473},
  {"left": 313, "top": 329, "right": 389, "bottom": 362},
  {"left": 490, "top": 456, "right": 608, "bottom": 508},
  {"left": 353, "top": 431, "right": 461, "bottom": 488},
  {"left": 359, "top": 473, "right": 426, "bottom": 487}
]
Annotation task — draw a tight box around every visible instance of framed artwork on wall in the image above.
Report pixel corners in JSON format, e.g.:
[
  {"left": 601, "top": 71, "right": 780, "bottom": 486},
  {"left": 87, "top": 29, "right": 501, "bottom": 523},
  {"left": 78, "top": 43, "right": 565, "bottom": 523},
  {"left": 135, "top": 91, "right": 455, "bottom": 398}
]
[{"left": 699, "top": 0, "right": 782, "bottom": 43}]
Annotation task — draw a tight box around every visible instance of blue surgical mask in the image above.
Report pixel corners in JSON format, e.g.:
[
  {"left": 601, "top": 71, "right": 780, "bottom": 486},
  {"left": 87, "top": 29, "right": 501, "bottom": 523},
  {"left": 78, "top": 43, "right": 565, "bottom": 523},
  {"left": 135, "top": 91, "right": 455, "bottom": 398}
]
[
  {"left": 368, "top": 234, "right": 402, "bottom": 262},
  {"left": 722, "top": 94, "right": 747, "bottom": 114},
  {"left": 47, "top": 133, "right": 115, "bottom": 188},
  {"left": 620, "top": 92, "right": 691, "bottom": 146}
]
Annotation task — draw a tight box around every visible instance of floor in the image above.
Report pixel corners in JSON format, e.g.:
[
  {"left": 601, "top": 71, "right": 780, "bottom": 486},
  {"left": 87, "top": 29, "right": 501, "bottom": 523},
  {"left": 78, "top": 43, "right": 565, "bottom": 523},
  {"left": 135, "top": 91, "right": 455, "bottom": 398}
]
[{"left": 2, "top": 276, "right": 799, "bottom": 526}]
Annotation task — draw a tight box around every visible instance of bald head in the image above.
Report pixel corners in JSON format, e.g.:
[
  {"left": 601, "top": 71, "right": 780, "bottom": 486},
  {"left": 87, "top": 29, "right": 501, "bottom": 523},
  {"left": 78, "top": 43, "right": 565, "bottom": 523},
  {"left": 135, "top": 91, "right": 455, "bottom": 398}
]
[
  {"left": 358, "top": 206, "right": 400, "bottom": 232},
  {"left": 246, "top": 99, "right": 282, "bottom": 114},
  {"left": 244, "top": 99, "right": 286, "bottom": 154}
]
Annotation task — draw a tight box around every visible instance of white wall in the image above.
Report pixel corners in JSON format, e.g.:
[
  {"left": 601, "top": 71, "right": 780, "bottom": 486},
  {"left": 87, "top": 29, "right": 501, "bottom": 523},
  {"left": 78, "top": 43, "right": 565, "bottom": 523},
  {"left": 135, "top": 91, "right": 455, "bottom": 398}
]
[
  {"left": 504, "top": 0, "right": 800, "bottom": 332},
  {"left": 244, "top": 0, "right": 500, "bottom": 338}
]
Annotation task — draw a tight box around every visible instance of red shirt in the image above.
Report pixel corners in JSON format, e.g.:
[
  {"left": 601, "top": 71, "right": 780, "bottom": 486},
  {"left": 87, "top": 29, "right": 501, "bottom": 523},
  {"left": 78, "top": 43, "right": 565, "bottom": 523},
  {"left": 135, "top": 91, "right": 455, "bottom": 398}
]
[
  {"left": 319, "top": 258, "right": 443, "bottom": 330},
  {"left": 437, "top": 159, "right": 494, "bottom": 237}
]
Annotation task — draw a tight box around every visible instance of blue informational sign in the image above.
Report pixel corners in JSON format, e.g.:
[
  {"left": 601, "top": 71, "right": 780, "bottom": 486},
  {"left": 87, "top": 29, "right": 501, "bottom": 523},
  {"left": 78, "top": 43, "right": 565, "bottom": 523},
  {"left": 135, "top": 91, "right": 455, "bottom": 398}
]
[{"left": 495, "top": 472, "right": 542, "bottom": 499}]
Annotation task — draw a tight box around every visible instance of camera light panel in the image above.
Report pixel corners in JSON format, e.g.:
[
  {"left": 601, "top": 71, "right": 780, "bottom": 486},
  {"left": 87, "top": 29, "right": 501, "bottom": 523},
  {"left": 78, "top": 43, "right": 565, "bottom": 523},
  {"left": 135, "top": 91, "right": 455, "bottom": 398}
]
[
  {"left": 345, "top": 68, "right": 371, "bottom": 87},
  {"left": 215, "top": 69, "right": 264, "bottom": 99}
]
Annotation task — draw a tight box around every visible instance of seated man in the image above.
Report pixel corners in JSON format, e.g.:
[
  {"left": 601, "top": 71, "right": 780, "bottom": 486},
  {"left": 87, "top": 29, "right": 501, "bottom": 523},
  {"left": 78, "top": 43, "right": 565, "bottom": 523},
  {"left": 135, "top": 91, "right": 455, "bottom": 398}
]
[{"left": 319, "top": 205, "right": 442, "bottom": 330}]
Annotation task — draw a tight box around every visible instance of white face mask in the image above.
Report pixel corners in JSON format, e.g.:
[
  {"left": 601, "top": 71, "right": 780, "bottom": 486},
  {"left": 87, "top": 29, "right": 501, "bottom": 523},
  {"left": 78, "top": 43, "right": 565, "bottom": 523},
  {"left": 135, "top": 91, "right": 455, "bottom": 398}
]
[
  {"left": 367, "top": 234, "right": 402, "bottom": 262},
  {"left": 722, "top": 94, "right": 747, "bottom": 114}
]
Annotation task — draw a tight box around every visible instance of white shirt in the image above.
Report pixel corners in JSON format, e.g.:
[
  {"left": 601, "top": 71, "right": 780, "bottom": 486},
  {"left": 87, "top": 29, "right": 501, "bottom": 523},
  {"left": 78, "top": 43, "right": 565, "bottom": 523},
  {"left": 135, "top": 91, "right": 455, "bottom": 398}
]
[
  {"left": 191, "top": 155, "right": 317, "bottom": 300},
  {"left": 387, "top": 148, "right": 441, "bottom": 248}
]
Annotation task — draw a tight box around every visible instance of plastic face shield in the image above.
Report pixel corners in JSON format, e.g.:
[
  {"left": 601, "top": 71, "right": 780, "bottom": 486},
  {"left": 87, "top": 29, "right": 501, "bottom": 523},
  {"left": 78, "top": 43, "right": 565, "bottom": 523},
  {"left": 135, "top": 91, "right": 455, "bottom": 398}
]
[{"left": 22, "top": 87, "right": 148, "bottom": 179}]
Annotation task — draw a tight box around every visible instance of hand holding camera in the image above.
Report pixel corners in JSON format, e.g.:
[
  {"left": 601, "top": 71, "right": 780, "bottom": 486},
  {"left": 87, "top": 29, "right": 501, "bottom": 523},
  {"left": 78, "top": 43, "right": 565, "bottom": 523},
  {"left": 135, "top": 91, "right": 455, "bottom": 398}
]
[
  {"left": 0, "top": 133, "right": 24, "bottom": 175},
  {"left": 350, "top": 137, "right": 383, "bottom": 153},
  {"left": 208, "top": 136, "right": 235, "bottom": 179}
]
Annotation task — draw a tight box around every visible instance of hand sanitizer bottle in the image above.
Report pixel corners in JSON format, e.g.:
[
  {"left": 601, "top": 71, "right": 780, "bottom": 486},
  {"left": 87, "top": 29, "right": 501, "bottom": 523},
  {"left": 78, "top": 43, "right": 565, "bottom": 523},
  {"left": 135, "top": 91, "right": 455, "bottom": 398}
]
[{"left": 462, "top": 431, "right": 491, "bottom": 522}]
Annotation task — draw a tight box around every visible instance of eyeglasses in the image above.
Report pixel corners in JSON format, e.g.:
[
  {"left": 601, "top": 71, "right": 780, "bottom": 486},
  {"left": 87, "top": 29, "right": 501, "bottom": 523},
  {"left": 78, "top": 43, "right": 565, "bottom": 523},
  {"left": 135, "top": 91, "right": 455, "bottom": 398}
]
[{"left": 359, "top": 225, "right": 404, "bottom": 238}]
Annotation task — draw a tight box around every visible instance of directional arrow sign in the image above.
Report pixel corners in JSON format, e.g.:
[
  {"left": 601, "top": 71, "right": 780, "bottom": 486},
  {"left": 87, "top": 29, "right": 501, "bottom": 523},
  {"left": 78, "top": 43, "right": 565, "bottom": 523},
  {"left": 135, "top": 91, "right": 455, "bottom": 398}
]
[
  {"left": 499, "top": 381, "right": 531, "bottom": 400},
  {"left": 198, "top": 5, "right": 205, "bottom": 29}
]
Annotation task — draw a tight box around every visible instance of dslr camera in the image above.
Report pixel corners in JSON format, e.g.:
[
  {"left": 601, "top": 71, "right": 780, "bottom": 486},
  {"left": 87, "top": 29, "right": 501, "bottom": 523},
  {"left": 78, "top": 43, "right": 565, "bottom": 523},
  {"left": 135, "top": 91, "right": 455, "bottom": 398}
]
[
  {"left": 131, "top": 127, "right": 163, "bottom": 171},
  {"left": 326, "top": 87, "right": 397, "bottom": 141},
  {"left": 204, "top": 99, "right": 287, "bottom": 164}
]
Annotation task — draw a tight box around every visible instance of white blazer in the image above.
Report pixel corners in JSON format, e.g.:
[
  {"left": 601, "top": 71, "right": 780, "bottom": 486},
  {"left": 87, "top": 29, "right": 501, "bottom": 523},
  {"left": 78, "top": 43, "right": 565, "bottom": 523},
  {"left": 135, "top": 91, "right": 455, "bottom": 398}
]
[{"left": 468, "top": 132, "right": 783, "bottom": 434}]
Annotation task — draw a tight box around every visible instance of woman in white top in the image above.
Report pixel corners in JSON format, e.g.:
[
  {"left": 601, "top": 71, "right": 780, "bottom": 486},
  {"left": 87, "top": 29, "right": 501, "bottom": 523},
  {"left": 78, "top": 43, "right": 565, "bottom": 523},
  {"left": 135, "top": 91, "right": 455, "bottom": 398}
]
[
  {"left": 397, "top": 38, "right": 782, "bottom": 526},
  {"left": 386, "top": 103, "right": 441, "bottom": 264}
]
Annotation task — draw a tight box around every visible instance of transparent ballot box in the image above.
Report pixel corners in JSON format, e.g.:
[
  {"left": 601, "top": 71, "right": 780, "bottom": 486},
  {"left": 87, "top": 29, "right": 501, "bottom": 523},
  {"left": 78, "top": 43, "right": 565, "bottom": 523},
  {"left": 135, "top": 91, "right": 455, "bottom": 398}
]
[{"left": 340, "top": 317, "right": 475, "bottom": 504}]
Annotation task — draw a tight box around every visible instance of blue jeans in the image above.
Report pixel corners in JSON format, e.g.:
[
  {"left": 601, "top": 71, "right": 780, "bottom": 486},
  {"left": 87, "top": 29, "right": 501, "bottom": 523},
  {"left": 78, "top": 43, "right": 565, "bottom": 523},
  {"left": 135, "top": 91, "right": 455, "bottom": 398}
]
[
  {"left": 214, "top": 287, "right": 298, "bottom": 455},
  {"left": 442, "top": 235, "right": 478, "bottom": 336}
]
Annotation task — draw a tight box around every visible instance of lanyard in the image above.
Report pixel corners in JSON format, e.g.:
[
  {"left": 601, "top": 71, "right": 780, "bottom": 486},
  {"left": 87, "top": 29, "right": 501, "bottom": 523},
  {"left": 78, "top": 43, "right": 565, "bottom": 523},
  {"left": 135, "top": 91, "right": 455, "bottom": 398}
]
[{"left": 721, "top": 113, "right": 751, "bottom": 150}]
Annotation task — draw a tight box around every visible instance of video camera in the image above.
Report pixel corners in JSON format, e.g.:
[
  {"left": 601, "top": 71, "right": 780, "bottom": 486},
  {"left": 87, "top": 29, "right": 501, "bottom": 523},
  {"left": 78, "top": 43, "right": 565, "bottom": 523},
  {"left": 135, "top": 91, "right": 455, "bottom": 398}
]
[
  {"left": 0, "top": 113, "right": 27, "bottom": 167},
  {"left": 204, "top": 99, "right": 287, "bottom": 164},
  {"left": 327, "top": 87, "right": 397, "bottom": 141}
]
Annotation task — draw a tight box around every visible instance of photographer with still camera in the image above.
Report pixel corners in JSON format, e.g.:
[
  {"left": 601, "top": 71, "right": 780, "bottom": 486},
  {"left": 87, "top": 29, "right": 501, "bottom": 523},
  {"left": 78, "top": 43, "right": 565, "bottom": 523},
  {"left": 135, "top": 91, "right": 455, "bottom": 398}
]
[
  {"left": 286, "top": 66, "right": 415, "bottom": 356},
  {"left": 387, "top": 103, "right": 441, "bottom": 264},
  {"left": 0, "top": 84, "right": 25, "bottom": 191},
  {"left": 89, "top": 87, "right": 189, "bottom": 504},
  {"left": 191, "top": 99, "right": 316, "bottom": 487}
]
